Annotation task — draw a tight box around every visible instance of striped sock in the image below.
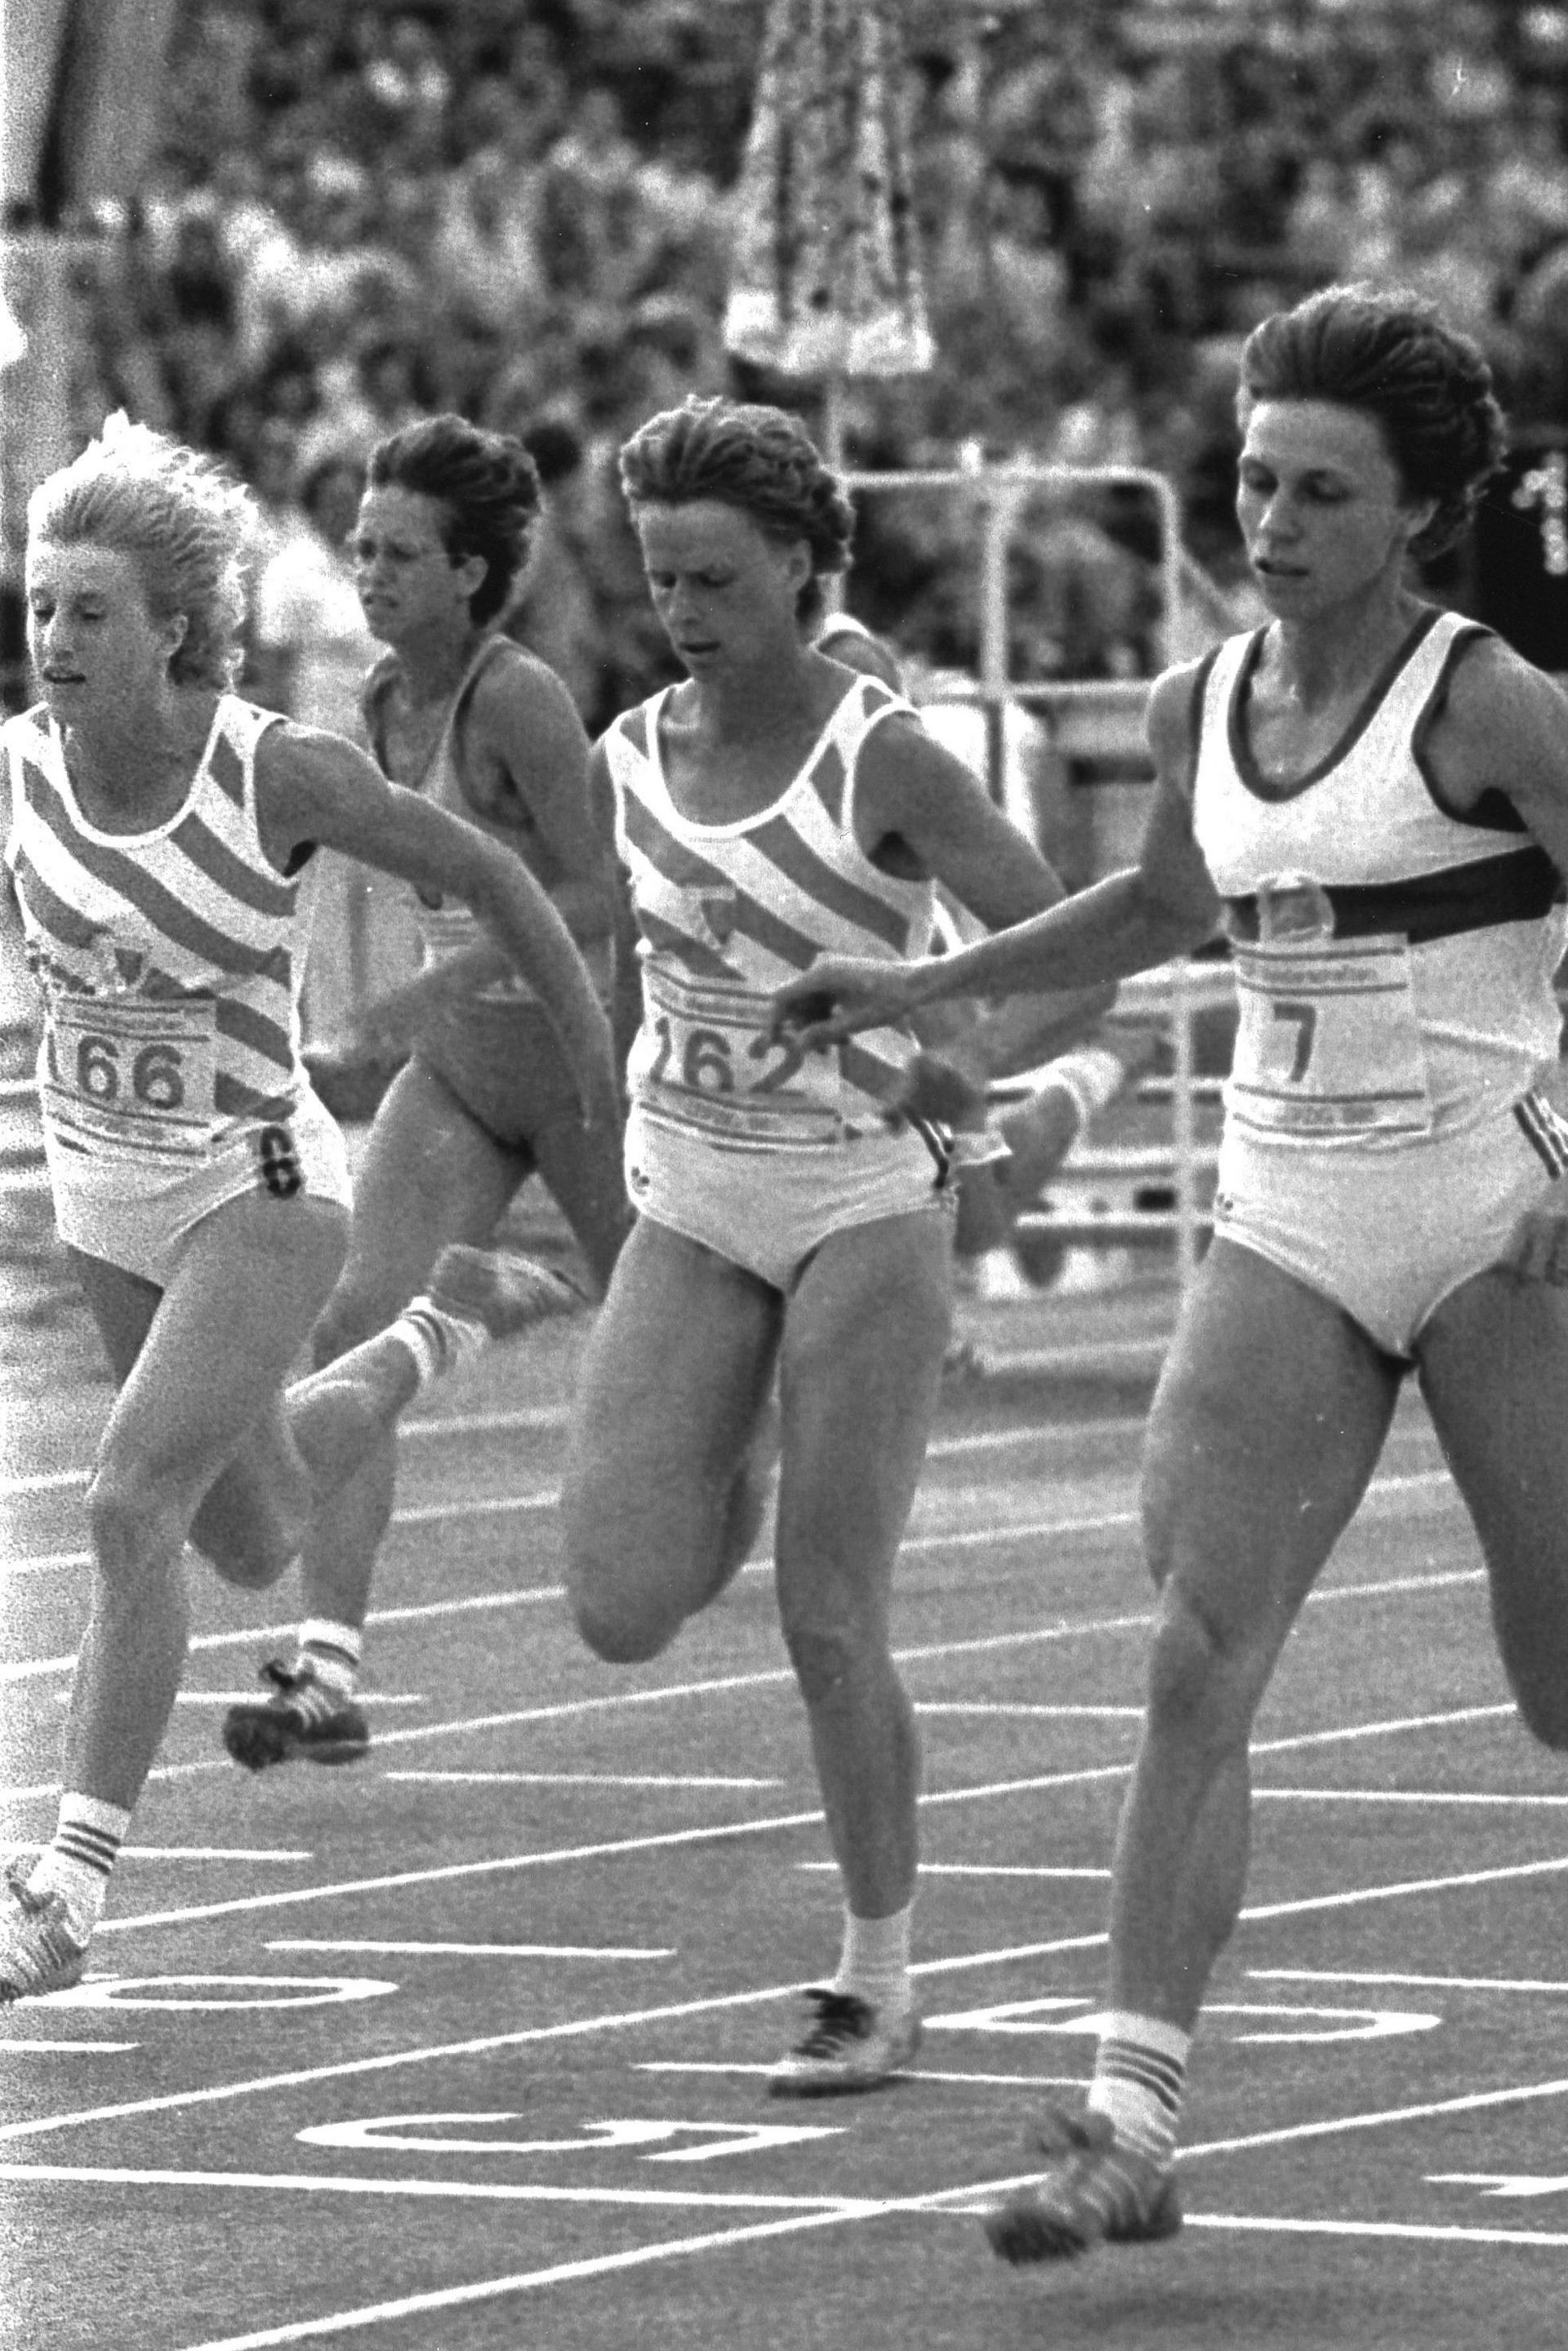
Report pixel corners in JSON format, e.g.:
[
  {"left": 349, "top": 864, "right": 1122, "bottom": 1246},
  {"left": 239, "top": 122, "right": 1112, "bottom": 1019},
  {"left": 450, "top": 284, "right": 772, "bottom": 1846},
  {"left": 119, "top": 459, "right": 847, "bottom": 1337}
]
[
  {"left": 297, "top": 1620, "right": 362, "bottom": 1696},
  {"left": 1086, "top": 2010, "right": 1191, "bottom": 2166},
  {"left": 29, "top": 1793, "right": 131, "bottom": 1935},
  {"left": 386, "top": 1300, "right": 486, "bottom": 1390}
]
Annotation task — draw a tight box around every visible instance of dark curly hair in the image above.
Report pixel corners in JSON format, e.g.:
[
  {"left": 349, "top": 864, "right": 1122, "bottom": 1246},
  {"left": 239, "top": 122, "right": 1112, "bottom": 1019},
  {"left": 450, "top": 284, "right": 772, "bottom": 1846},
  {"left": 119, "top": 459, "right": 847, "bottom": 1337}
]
[
  {"left": 617, "top": 396, "right": 855, "bottom": 630},
  {"left": 1238, "top": 283, "right": 1508, "bottom": 559},
  {"left": 366, "top": 415, "right": 543, "bottom": 626}
]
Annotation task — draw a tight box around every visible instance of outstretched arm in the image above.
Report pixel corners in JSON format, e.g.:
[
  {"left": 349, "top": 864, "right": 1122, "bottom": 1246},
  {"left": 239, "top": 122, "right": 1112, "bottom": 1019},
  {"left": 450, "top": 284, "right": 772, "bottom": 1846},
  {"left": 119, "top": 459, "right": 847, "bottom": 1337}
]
[
  {"left": 773, "top": 670, "right": 1222, "bottom": 1048},
  {"left": 256, "top": 722, "right": 617, "bottom": 1136}
]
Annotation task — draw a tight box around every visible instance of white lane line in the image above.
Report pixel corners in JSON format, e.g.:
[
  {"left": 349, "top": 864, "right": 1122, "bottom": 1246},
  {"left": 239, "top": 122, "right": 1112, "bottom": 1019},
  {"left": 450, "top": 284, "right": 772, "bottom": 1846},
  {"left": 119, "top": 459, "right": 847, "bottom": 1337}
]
[
  {"left": 914, "top": 1702, "right": 1143, "bottom": 1719},
  {"left": 65, "top": 2197, "right": 915, "bottom": 2351},
  {"left": 1183, "top": 2215, "right": 1568, "bottom": 2246},
  {"left": 0, "top": 1601, "right": 1511, "bottom": 1810},
  {"left": 383, "top": 1771, "right": 782, "bottom": 1791},
  {"left": 1182, "top": 2073, "right": 1568, "bottom": 2161},
  {"left": 1253, "top": 1788, "right": 1568, "bottom": 1806},
  {"left": 172, "top": 1693, "right": 427, "bottom": 1711},
  {"left": 1237, "top": 1854, "right": 1568, "bottom": 1925},
  {"left": 0, "top": 1400, "right": 1182, "bottom": 1502},
  {"left": 7, "top": 1853, "right": 1563, "bottom": 2148},
  {"left": 0, "top": 2161, "right": 875, "bottom": 2214},
  {"left": 6, "top": 1846, "right": 314, "bottom": 1863},
  {"left": 0, "top": 1453, "right": 1459, "bottom": 1595},
  {"left": 266, "top": 1941, "right": 675, "bottom": 1960},
  {"left": 0, "top": 2041, "right": 138, "bottom": 2055},
  {"left": 12, "top": 2110, "right": 1568, "bottom": 2351},
  {"left": 1255, "top": 1968, "right": 1568, "bottom": 1994},
  {"left": 636, "top": 2062, "right": 1085, "bottom": 2088},
  {"left": 800, "top": 1863, "right": 1111, "bottom": 1879}
]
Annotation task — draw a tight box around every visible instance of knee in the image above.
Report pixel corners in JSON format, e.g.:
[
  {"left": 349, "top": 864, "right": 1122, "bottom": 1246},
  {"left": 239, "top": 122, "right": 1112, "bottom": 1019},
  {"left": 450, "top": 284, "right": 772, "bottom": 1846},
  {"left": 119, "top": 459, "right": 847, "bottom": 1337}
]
[
  {"left": 86, "top": 1462, "right": 192, "bottom": 1587},
  {"left": 1143, "top": 1592, "right": 1250, "bottom": 1751},
  {"left": 568, "top": 1578, "right": 678, "bottom": 1666},
  {"left": 194, "top": 1512, "right": 299, "bottom": 1592},
  {"left": 188, "top": 1472, "right": 307, "bottom": 1590},
  {"left": 1512, "top": 1676, "right": 1568, "bottom": 1753},
  {"left": 779, "top": 1613, "right": 875, "bottom": 1708}
]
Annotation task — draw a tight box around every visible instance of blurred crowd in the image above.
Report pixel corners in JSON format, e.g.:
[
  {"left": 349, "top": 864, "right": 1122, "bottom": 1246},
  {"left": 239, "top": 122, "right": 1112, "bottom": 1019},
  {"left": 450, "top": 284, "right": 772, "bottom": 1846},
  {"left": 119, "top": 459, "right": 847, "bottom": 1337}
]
[{"left": 10, "top": 0, "right": 1568, "bottom": 724}]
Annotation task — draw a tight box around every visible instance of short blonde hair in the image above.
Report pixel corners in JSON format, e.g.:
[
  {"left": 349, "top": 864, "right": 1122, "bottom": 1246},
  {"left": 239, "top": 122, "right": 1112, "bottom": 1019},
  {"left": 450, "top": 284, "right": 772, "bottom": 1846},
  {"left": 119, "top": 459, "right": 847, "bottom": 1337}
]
[{"left": 28, "top": 414, "right": 257, "bottom": 688}]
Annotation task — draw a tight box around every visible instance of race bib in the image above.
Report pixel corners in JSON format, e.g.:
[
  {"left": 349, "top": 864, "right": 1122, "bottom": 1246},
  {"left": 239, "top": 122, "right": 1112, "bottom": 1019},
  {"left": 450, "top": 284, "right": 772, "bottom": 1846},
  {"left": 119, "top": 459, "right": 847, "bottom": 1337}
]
[
  {"left": 630, "top": 964, "right": 849, "bottom": 1147},
  {"left": 1227, "top": 879, "right": 1432, "bottom": 1138},
  {"left": 42, "top": 992, "right": 220, "bottom": 1159}
]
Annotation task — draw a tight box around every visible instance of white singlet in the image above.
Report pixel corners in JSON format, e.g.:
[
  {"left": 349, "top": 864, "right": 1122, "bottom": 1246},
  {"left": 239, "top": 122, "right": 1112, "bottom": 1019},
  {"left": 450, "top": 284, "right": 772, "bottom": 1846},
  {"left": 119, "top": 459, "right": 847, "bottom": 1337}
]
[
  {"left": 1192, "top": 607, "right": 1566, "bottom": 1151},
  {"left": 1188, "top": 608, "right": 1568, "bottom": 1354}
]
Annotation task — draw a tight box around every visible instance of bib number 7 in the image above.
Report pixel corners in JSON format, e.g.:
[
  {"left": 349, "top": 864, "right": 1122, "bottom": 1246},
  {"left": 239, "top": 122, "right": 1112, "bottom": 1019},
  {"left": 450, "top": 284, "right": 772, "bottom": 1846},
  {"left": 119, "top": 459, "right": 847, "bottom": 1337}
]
[{"left": 1271, "top": 999, "right": 1317, "bottom": 1083}]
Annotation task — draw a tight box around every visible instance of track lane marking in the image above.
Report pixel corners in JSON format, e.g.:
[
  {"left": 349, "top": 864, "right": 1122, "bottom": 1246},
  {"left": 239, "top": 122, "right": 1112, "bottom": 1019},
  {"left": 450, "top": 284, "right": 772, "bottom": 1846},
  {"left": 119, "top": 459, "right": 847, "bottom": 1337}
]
[{"left": 7, "top": 1855, "right": 1567, "bottom": 2145}]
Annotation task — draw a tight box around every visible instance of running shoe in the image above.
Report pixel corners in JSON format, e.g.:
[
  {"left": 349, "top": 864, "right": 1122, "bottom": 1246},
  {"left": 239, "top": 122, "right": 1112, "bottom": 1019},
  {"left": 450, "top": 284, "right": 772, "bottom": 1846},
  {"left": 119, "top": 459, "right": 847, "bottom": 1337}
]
[
  {"left": 221, "top": 1659, "right": 370, "bottom": 1772},
  {"left": 0, "top": 1859, "right": 88, "bottom": 2001},
  {"left": 982, "top": 2104, "right": 1182, "bottom": 2262},
  {"left": 766, "top": 1988, "right": 921, "bottom": 2096},
  {"left": 425, "top": 1243, "right": 589, "bottom": 1340}
]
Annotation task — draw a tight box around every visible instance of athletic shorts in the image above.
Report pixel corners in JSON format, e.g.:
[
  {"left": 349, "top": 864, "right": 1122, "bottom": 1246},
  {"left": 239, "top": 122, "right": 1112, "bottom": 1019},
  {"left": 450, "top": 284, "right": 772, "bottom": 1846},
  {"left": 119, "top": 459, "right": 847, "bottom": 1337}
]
[
  {"left": 45, "top": 1084, "right": 351, "bottom": 1288},
  {"left": 1212, "top": 1086, "right": 1568, "bottom": 1359},
  {"left": 413, "top": 995, "right": 586, "bottom": 1151},
  {"left": 625, "top": 1103, "right": 956, "bottom": 1293}
]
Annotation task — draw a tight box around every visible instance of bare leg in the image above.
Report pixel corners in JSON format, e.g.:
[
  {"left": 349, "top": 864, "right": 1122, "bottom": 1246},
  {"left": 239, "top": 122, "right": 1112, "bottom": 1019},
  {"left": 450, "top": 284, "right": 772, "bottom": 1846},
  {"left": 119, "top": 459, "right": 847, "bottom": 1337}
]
[
  {"left": 1108, "top": 1240, "right": 1401, "bottom": 2028},
  {"left": 63, "top": 1195, "right": 347, "bottom": 1807},
  {"left": 1417, "top": 1262, "right": 1568, "bottom": 1749},
  {"left": 561, "top": 1216, "right": 781, "bottom": 1662},
  {"left": 287, "top": 1059, "right": 525, "bottom": 1610},
  {"left": 773, "top": 1209, "right": 952, "bottom": 1921}
]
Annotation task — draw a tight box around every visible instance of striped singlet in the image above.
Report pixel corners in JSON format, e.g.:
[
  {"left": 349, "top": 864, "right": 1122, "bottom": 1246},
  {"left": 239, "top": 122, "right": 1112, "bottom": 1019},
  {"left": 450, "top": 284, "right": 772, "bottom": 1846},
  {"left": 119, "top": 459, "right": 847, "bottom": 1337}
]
[
  {"left": 604, "top": 675, "right": 939, "bottom": 1153},
  {"left": 2, "top": 694, "right": 315, "bottom": 1169},
  {"left": 1191, "top": 608, "right": 1567, "bottom": 1152}
]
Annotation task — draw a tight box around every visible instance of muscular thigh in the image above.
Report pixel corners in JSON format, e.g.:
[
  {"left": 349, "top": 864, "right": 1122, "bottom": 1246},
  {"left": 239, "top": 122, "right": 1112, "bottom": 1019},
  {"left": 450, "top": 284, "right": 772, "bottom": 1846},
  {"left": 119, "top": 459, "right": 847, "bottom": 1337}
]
[
  {"left": 775, "top": 1209, "right": 952, "bottom": 1614},
  {"left": 1143, "top": 1237, "right": 1402, "bottom": 1654},
  {"left": 1418, "top": 1262, "right": 1568, "bottom": 1572},
  {"left": 91, "top": 1188, "right": 347, "bottom": 1518},
  {"left": 323, "top": 1058, "right": 527, "bottom": 1348},
  {"left": 562, "top": 1215, "right": 781, "bottom": 1596},
  {"left": 522, "top": 1093, "right": 631, "bottom": 1299}
]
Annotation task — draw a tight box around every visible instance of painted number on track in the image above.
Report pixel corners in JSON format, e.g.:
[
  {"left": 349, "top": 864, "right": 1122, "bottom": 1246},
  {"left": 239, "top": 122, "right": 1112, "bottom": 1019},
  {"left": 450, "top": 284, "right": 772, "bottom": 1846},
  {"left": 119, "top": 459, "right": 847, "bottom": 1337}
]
[{"left": 298, "top": 2114, "right": 844, "bottom": 2162}]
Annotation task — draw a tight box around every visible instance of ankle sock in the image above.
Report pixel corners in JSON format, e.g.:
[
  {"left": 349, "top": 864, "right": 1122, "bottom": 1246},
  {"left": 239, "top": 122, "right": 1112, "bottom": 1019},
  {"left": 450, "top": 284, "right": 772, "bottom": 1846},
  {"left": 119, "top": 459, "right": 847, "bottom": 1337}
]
[
  {"left": 831, "top": 1900, "right": 915, "bottom": 2013},
  {"left": 28, "top": 1793, "right": 131, "bottom": 1935},
  {"left": 297, "top": 1620, "right": 363, "bottom": 1696},
  {"left": 1045, "top": 1044, "right": 1129, "bottom": 1133},
  {"left": 1086, "top": 2010, "right": 1190, "bottom": 2166},
  {"left": 386, "top": 1298, "right": 487, "bottom": 1389}
]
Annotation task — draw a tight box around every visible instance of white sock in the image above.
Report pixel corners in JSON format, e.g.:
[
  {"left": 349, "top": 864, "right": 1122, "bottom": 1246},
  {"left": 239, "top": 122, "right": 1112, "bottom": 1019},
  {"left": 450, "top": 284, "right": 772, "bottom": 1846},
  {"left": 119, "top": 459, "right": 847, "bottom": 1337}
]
[
  {"left": 385, "top": 1299, "right": 487, "bottom": 1390},
  {"left": 29, "top": 1792, "right": 131, "bottom": 1935},
  {"left": 297, "top": 1619, "right": 362, "bottom": 1695},
  {"left": 1044, "top": 1044, "right": 1129, "bottom": 1133},
  {"left": 1087, "top": 2010, "right": 1191, "bottom": 2165},
  {"left": 831, "top": 1900, "right": 915, "bottom": 2013}
]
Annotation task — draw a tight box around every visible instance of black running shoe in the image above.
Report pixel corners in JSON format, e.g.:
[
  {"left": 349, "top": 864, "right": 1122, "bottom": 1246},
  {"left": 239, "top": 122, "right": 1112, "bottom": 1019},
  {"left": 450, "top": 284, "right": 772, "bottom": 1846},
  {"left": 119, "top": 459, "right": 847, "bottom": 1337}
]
[
  {"left": 982, "top": 2105, "right": 1182, "bottom": 2262},
  {"left": 221, "top": 1659, "right": 369, "bottom": 1771},
  {"left": 767, "top": 1988, "right": 921, "bottom": 2095}
]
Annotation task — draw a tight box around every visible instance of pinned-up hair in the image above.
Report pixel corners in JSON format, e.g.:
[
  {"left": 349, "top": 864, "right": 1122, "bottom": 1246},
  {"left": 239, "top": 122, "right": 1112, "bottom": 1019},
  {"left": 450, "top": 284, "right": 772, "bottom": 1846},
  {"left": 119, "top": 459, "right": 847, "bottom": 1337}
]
[
  {"left": 1238, "top": 283, "right": 1507, "bottom": 557},
  {"left": 367, "top": 415, "right": 544, "bottom": 626},
  {"left": 618, "top": 396, "right": 855, "bottom": 629}
]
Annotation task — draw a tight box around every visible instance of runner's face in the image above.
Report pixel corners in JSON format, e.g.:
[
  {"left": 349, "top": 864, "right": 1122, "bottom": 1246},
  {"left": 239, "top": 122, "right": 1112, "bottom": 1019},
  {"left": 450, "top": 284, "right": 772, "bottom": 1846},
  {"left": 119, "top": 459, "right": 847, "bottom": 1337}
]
[
  {"left": 25, "top": 541, "right": 181, "bottom": 724},
  {"left": 635, "top": 500, "right": 811, "bottom": 678},
  {"left": 1236, "top": 399, "right": 1437, "bottom": 619},
  {"left": 352, "top": 485, "right": 476, "bottom": 644}
]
